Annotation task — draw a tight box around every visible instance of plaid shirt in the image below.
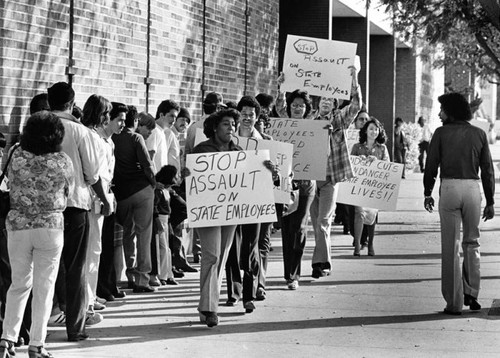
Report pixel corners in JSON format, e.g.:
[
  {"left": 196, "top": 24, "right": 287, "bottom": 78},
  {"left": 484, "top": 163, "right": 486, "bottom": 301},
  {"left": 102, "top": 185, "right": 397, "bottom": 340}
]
[{"left": 314, "top": 106, "right": 357, "bottom": 184}]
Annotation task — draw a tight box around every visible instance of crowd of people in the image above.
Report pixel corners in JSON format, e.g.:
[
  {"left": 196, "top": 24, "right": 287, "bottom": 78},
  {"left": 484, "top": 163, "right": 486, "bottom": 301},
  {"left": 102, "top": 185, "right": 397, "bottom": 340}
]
[{"left": 0, "top": 67, "right": 494, "bottom": 356}]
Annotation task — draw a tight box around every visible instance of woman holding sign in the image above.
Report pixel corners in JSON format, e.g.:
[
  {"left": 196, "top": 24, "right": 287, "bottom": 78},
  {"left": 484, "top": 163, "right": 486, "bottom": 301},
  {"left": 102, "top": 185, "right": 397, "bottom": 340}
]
[
  {"left": 190, "top": 109, "right": 242, "bottom": 327},
  {"left": 279, "top": 89, "right": 316, "bottom": 290},
  {"left": 351, "top": 118, "right": 389, "bottom": 256}
]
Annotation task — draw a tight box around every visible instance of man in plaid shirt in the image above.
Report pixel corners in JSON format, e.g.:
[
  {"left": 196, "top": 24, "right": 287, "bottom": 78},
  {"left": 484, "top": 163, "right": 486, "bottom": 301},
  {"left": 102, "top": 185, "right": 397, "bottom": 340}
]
[
  {"left": 276, "top": 66, "right": 362, "bottom": 278},
  {"left": 310, "top": 66, "right": 361, "bottom": 278}
]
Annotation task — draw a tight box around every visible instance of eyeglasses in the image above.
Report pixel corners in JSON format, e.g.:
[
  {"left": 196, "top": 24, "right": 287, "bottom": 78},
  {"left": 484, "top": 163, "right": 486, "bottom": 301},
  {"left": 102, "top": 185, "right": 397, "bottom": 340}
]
[{"left": 291, "top": 103, "right": 306, "bottom": 109}]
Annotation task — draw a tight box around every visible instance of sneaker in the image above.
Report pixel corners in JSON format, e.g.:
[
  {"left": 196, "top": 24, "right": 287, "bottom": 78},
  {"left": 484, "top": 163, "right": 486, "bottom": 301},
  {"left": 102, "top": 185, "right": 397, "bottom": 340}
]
[
  {"left": 48, "top": 312, "right": 66, "bottom": 326},
  {"left": 93, "top": 301, "right": 106, "bottom": 311},
  {"left": 95, "top": 297, "right": 107, "bottom": 304},
  {"left": 85, "top": 312, "right": 103, "bottom": 326},
  {"left": 256, "top": 287, "right": 266, "bottom": 301},
  {"left": 287, "top": 280, "right": 299, "bottom": 290}
]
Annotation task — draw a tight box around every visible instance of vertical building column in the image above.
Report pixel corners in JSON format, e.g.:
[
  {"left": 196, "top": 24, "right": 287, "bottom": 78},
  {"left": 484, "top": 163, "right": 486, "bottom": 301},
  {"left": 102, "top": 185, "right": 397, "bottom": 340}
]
[
  {"left": 395, "top": 48, "right": 416, "bottom": 123},
  {"left": 331, "top": 17, "right": 369, "bottom": 109},
  {"left": 278, "top": 0, "right": 330, "bottom": 70},
  {"left": 369, "top": 35, "right": 396, "bottom": 158}
]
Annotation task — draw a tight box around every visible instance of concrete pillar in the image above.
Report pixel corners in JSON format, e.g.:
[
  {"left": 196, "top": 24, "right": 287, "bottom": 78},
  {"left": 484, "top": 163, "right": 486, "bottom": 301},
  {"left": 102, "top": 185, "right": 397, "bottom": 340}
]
[{"left": 369, "top": 35, "right": 396, "bottom": 158}]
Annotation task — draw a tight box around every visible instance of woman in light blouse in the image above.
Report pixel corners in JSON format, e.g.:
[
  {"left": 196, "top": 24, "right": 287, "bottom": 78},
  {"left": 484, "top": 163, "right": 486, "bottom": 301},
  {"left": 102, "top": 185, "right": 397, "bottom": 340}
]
[
  {"left": 351, "top": 118, "right": 389, "bottom": 257},
  {"left": 0, "top": 111, "right": 74, "bottom": 358}
]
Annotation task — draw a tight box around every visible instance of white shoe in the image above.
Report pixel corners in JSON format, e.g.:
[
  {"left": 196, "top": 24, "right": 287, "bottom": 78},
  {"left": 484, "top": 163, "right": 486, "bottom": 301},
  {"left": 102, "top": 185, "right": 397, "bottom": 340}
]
[
  {"left": 95, "top": 296, "right": 107, "bottom": 304},
  {"left": 287, "top": 280, "right": 299, "bottom": 290},
  {"left": 85, "top": 312, "right": 103, "bottom": 326}
]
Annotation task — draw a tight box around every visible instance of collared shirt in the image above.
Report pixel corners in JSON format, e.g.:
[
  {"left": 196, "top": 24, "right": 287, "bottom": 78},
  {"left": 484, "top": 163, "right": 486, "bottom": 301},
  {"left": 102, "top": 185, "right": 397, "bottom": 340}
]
[
  {"left": 171, "top": 126, "right": 187, "bottom": 168},
  {"left": 112, "top": 128, "right": 155, "bottom": 201},
  {"left": 317, "top": 103, "right": 359, "bottom": 184},
  {"left": 54, "top": 111, "right": 100, "bottom": 210},
  {"left": 164, "top": 127, "right": 180, "bottom": 170},
  {"left": 351, "top": 142, "right": 390, "bottom": 161},
  {"left": 424, "top": 121, "right": 495, "bottom": 205},
  {"left": 420, "top": 124, "right": 432, "bottom": 142},
  {"left": 146, "top": 126, "right": 169, "bottom": 174},
  {"left": 7, "top": 149, "right": 74, "bottom": 231}
]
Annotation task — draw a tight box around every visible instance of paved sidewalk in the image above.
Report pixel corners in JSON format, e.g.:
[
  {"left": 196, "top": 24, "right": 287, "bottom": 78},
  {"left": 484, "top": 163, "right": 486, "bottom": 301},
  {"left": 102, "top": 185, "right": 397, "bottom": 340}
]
[{"left": 23, "top": 145, "right": 500, "bottom": 357}]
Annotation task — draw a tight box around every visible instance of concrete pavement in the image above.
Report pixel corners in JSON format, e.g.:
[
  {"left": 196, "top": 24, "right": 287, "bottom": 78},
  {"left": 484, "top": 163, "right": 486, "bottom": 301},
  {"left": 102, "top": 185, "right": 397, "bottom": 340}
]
[{"left": 21, "top": 144, "right": 500, "bottom": 357}]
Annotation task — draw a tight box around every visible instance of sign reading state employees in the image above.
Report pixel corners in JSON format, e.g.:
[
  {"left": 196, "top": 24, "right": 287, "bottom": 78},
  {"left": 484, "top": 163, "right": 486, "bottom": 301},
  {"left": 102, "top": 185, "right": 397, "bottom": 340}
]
[
  {"left": 282, "top": 35, "right": 357, "bottom": 100},
  {"left": 336, "top": 156, "right": 403, "bottom": 211},
  {"left": 186, "top": 150, "right": 277, "bottom": 228}
]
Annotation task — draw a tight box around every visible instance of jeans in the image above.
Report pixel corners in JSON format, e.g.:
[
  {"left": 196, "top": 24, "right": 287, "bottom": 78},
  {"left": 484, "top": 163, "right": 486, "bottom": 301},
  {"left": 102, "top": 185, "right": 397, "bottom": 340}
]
[
  {"left": 439, "top": 179, "right": 482, "bottom": 312},
  {"left": 63, "top": 207, "right": 90, "bottom": 339},
  {"left": 281, "top": 180, "right": 315, "bottom": 281},
  {"left": 116, "top": 186, "right": 154, "bottom": 287},
  {"left": 197, "top": 225, "right": 237, "bottom": 313},
  {"left": 2, "top": 228, "right": 63, "bottom": 347},
  {"left": 310, "top": 178, "right": 336, "bottom": 270}
]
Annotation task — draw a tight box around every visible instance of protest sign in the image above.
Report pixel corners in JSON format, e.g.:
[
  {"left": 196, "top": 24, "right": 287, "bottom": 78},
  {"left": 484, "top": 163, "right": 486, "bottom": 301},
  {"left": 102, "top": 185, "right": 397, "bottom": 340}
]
[
  {"left": 268, "top": 118, "right": 329, "bottom": 180},
  {"left": 186, "top": 150, "right": 277, "bottom": 228},
  {"left": 282, "top": 35, "right": 357, "bottom": 100},
  {"left": 346, "top": 127, "right": 360, "bottom": 152},
  {"left": 336, "top": 156, "right": 403, "bottom": 211},
  {"left": 231, "top": 136, "right": 294, "bottom": 204}
]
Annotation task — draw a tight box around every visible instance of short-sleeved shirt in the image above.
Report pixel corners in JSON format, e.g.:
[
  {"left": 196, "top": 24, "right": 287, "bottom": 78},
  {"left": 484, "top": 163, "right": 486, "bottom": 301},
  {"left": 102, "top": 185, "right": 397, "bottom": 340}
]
[
  {"left": 112, "top": 128, "right": 154, "bottom": 201},
  {"left": 146, "top": 125, "right": 169, "bottom": 174},
  {"left": 55, "top": 111, "right": 100, "bottom": 210},
  {"left": 7, "top": 149, "right": 74, "bottom": 231}
]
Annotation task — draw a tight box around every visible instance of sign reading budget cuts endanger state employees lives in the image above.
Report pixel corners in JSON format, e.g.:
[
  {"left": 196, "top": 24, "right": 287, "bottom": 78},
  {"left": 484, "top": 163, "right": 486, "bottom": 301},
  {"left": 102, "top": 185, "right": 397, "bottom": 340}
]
[
  {"left": 268, "top": 118, "right": 329, "bottom": 180},
  {"left": 186, "top": 150, "right": 277, "bottom": 228},
  {"left": 282, "top": 35, "right": 357, "bottom": 100},
  {"left": 336, "top": 156, "right": 404, "bottom": 211}
]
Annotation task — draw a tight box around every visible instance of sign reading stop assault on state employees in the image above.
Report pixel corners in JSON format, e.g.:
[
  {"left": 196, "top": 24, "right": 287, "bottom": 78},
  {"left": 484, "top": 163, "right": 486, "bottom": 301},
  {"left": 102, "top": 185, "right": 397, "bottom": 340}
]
[
  {"left": 268, "top": 118, "right": 329, "bottom": 180},
  {"left": 186, "top": 150, "right": 277, "bottom": 228},
  {"left": 282, "top": 35, "right": 357, "bottom": 100},
  {"left": 336, "top": 156, "right": 404, "bottom": 211}
]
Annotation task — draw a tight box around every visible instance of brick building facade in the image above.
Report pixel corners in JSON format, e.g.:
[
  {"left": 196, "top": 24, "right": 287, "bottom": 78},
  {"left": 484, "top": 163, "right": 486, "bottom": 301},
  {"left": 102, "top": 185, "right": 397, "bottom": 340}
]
[{"left": 0, "top": 0, "right": 279, "bottom": 145}]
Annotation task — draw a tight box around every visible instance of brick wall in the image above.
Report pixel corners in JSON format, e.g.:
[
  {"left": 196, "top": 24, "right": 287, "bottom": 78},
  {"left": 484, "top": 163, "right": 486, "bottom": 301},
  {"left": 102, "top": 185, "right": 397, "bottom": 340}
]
[{"left": 0, "top": 0, "right": 279, "bottom": 146}]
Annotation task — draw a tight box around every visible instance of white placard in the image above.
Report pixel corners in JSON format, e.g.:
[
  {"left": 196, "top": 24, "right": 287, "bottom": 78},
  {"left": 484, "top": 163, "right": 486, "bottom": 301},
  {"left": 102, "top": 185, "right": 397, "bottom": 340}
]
[
  {"left": 282, "top": 35, "right": 357, "bottom": 100},
  {"left": 186, "top": 150, "right": 277, "bottom": 227},
  {"left": 268, "top": 118, "right": 329, "bottom": 180},
  {"left": 336, "top": 156, "right": 403, "bottom": 211}
]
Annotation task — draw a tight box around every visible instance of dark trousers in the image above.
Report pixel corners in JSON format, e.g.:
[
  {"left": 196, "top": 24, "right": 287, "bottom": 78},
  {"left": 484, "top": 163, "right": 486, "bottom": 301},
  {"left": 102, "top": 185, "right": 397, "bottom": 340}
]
[
  {"left": 225, "top": 229, "right": 242, "bottom": 301},
  {"left": 62, "top": 207, "right": 89, "bottom": 338},
  {"left": 257, "top": 222, "right": 273, "bottom": 289},
  {"left": 240, "top": 223, "right": 261, "bottom": 302},
  {"left": 419, "top": 141, "right": 429, "bottom": 172},
  {"left": 97, "top": 214, "right": 119, "bottom": 297},
  {"left": 281, "top": 181, "right": 315, "bottom": 281}
]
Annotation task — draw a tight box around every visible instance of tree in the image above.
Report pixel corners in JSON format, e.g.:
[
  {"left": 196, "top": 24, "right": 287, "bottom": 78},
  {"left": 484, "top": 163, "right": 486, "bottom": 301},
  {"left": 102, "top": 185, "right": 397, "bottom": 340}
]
[{"left": 379, "top": 0, "right": 500, "bottom": 84}]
